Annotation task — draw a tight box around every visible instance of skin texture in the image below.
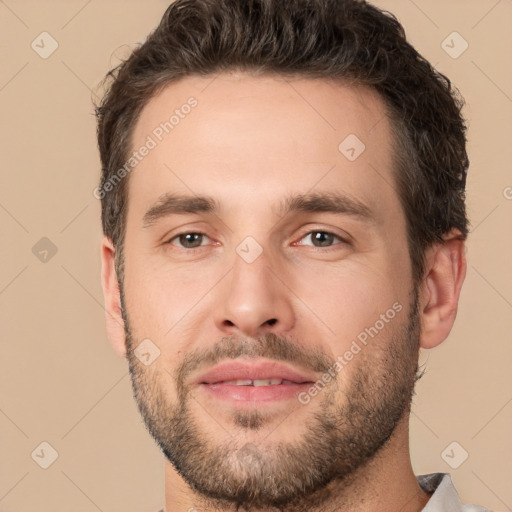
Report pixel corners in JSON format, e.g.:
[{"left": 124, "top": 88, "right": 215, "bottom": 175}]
[{"left": 100, "top": 73, "right": 466, "bottom": 511}]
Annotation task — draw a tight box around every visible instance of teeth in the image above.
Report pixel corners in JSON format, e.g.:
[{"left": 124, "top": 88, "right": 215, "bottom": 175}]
[
  {"left": 221, "top": 379, "right": 284, "bottom": 386},
  {"left": 223, "top": 379, "right": 253, "bottom": 386},
  {"left": 254, "top": 379, "right": 283, "bottom": 386}
]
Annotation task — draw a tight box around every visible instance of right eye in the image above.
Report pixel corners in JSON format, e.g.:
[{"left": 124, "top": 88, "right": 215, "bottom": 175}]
[{"left": 166, "top": 232, "right": 211, "bottom": 249}]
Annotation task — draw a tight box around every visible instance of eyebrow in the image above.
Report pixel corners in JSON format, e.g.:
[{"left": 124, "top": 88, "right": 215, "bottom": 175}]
[
  {"left": 276, "top": 191, "right": 373, "bottom": 221},
  {"left": 142, "top": 191, "right": 373, "bottom": 229},
  {"left": 142, "top": 193, "right": 219, "bottom": 228}
]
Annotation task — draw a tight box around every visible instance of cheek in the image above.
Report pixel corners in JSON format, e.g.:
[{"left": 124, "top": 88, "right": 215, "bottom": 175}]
[
  {"left": 123, "top": 267, "right": 212, "bottom": 379},
  {"left": 295, "top": 262, "right": 404, "bottom": 328},
  {"left": 124, "top": 264, "right": 211, "bottom": 336}
]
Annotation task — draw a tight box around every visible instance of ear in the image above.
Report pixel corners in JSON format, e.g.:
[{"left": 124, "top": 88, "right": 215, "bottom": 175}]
[
  {"left": 419, "top": 229, "right": 467, "bottom": 349},
  {"left": 100, "top": 236, "right": 127, "bottom": 358}
]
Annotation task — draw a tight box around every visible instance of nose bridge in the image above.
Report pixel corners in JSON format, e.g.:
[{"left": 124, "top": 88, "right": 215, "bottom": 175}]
[{"left": 214, "top": 241, "right": 295, "bottom": 337}]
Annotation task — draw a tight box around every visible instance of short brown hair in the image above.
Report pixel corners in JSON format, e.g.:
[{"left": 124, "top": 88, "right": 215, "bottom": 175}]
[{"left": 95, "top": 0, "right": 469, "bottom": 285}]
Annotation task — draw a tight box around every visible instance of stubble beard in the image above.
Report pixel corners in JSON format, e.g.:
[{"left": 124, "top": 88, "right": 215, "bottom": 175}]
[{"left": 122, "top": 287, "right": 421, "bottom": 511}]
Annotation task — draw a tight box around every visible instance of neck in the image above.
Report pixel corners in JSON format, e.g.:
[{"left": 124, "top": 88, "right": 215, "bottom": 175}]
[{"left": 163, "top": 415, "right": 432, "bottom": 512}]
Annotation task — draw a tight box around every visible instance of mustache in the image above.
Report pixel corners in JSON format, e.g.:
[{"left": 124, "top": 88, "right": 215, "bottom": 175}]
[{"left": 174, "top": 332, "right": 335, "bottom": 388}]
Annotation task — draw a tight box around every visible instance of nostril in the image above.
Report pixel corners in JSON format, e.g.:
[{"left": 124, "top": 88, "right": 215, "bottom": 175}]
[{"left": 266, "top": 318, "right": 277, "bottom": 326}]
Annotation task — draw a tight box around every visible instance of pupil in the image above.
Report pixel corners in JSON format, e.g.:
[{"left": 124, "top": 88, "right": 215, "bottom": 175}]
[
  {"left": 181, "top": 233, "right": 201, "bottom": 248},
  {"left": 314, "top": 232, "right": 332, "bottom": 247}
]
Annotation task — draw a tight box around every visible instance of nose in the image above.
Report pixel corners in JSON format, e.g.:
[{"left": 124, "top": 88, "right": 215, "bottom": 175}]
[{"left": 213, "top": 247, "right": 295, "bottom": 339}]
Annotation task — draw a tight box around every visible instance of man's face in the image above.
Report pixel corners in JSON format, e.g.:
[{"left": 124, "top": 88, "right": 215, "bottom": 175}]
[{"left": 120, "top": 74, "right": 419, "bottom": 508}]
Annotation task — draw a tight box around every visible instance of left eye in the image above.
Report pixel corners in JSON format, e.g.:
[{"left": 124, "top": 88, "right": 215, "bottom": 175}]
[
  {"left": 167, "top": 232, "right": 209, "bottom": 249},
  {"left": 298, "top": 231, "right": 345, "bottom": 248}
]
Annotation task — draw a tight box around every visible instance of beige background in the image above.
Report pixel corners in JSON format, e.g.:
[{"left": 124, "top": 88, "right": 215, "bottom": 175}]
[{"left": 1, "top": 0, "right": 511, "bottom": 511}]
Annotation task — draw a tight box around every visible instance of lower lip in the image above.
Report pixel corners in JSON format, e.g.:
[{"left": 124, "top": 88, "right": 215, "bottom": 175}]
[{"left": 199, "top": 382, "right": 312, "bottom": 404}]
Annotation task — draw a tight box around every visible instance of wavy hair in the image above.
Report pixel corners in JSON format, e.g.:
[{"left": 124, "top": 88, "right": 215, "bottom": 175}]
[{"left": 95, "top": 0, "right": 469, "bottom": 285}]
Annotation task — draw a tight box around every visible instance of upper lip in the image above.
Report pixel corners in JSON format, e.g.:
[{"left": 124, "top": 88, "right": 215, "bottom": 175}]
[{"left": 194, "top": 359, "right": 318, "bottom": 385}]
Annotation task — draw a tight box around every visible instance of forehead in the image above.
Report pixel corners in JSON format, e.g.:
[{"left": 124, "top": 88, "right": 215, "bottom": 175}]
[{"left": 127, "top": 72, "right": 400, "bottom": 224}]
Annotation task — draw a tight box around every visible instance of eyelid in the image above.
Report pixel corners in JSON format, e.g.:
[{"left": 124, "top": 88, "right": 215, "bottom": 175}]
[
  {"left": 293, "top": 226, "right": 352, "bottom": 245},
  {"left": 165, "top": 227, "right": 352, "bottom": 250},
  {"left": 293, "top": 232, "right": 348, "bottom": 249},
  {"left": 166, "top": 231, "right": 212, "bottom": 248}
]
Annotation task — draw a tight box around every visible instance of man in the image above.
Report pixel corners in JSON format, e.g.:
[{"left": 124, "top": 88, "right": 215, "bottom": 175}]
[{"left": 96, "top": 0, "right": 488, "bottom": 510}]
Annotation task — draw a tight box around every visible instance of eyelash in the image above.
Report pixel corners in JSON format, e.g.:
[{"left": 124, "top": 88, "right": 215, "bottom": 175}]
[{"left": 165, "top": 230, "right": 349, "bottom": 251}]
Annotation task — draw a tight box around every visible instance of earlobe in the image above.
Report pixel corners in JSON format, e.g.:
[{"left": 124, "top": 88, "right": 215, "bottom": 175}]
[
  {"left": 100, "top": 236, "right": 127, "bottom": 358},
  {"left": 419, "top": 230, "right": 467, "bottom": 349}
]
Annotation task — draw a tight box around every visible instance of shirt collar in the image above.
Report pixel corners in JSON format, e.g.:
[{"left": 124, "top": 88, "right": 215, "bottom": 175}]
[{"left": 418, "top": 473, "right": 464, "bottom": 512}]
